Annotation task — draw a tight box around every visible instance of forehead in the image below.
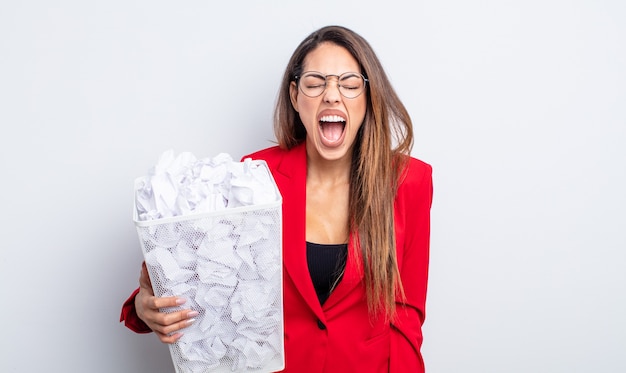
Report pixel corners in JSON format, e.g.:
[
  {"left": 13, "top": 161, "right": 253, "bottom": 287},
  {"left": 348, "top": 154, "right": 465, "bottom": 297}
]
[{"left": 302, "top": 42, "right": 360, "bottom": 74}]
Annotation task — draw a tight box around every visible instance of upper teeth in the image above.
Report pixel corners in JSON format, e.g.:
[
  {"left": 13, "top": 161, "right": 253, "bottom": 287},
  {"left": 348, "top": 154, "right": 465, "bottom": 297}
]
[{"left": 319, "top": 115, "right": 345, "bottom": 122}]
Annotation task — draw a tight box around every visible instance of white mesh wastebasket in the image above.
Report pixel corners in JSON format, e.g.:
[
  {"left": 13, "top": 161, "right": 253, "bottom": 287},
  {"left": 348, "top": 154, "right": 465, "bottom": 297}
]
[{"left": 134, "top": 160, "right": 284, "bottom": 373}]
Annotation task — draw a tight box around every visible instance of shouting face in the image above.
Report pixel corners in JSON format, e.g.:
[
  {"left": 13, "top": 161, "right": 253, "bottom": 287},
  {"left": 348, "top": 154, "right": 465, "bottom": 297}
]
[{"left": 290, "top": 42, "right": 367, "bottom": 163}]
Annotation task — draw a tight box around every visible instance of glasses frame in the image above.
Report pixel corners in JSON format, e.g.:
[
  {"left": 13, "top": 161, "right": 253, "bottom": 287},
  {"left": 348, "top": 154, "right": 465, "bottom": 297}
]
[{"left": 295, "top": 71, "right": 369, "bottom": 99}]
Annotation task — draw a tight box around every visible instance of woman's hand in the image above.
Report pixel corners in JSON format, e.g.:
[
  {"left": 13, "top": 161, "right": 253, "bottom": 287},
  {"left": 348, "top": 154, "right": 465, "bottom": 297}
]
[{"left": 135, "top": 262, "right": 198, "bottom": 344}]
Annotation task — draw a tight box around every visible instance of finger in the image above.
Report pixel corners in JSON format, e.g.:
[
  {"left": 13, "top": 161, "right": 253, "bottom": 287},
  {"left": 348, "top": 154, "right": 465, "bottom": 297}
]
[
  {"left": 139, "top": 262, "right": 152, "bottom": 289},
  {"left": 152, "top": 311, "right": 198, "bottom": 336},
  {"left": 149, "top": 308, "right": 197, "bottom": 328},
  {"left": 155, "top": 330, "right": 184, "bottom": 344},
  {"left": 159, "top": 309, "right": 198, "bottom": 328},
  {"left": 148, "top": 296, "right": 187, "bottom": 310},
  {"left": 140, "top": 298, "right": 196, "bottom": 327}
]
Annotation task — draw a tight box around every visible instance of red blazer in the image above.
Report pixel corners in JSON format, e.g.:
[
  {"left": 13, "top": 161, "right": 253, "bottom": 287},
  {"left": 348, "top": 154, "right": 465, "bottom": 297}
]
[{"left": 121, "top": 143, "right": 433, "bottom": 373}]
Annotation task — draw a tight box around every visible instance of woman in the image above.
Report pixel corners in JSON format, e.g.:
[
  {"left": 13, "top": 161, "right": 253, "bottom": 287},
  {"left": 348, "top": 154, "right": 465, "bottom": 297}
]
[{"left": 121, "top": 25, "right": 433, "bottom": 372}]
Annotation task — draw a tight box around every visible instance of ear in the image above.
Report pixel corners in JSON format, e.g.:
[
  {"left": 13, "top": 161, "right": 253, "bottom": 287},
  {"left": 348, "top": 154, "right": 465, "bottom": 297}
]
[{"left": 289, "top": 81, "right": 299, "bottom": 112}]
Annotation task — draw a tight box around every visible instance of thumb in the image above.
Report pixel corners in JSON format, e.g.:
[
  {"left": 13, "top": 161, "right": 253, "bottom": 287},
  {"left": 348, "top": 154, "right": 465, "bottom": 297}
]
[{"left": 139, "top": 261, "right": 154, "bottom": 294}]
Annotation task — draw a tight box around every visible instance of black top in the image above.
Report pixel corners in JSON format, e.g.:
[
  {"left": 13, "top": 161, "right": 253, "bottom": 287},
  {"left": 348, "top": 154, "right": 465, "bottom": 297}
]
[{"left": 306, "top": 241, "right": 348, "bottom": 305}]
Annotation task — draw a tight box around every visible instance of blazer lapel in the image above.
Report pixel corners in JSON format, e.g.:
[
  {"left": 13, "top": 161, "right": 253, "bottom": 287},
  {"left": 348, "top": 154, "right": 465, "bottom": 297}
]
[
  {"left": 274, "top": 144, "right": 325, "bottom": 318},
  {"left": 321, "top": 234, "right": 364, "bottom": 311}
]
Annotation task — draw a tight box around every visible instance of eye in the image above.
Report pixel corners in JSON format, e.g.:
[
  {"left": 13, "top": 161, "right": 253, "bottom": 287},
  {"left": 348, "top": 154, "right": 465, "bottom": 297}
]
[
  {"left": 305, "top": 82, "right": 325, "bottom": 89},
  {"left": 340, "top": 75, "right": 363, "bottom": 90},
  {"left": 301, "top": 73, "right": 326, "bottom": 88}
]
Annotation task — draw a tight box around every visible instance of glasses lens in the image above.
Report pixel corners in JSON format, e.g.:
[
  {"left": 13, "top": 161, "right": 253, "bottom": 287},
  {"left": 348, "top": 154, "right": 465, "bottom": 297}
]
[
  {"left": 299, "top": 73, "right": 326, "bottom": 97},
  {"left": 338, "top": 73, "right": 365, "bottom": 99}
]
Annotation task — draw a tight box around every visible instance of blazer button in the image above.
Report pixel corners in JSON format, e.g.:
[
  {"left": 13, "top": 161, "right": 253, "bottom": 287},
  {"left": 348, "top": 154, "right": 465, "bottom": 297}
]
[{"left": 317, "top": 319, "right": 326, "bottom": 330}]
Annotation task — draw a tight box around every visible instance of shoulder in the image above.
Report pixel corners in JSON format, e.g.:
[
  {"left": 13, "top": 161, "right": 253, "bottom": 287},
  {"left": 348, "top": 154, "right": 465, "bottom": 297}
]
[
  {"left": 241, "top": 145, "right": 284, "bottom": 162},
  {"left": 241, "top": 143, "right": 306, "bottom": 176},
  {"left": 241, "top": 145, "right": 289, "bottom": 170},
  {"left": 395, "top": 155, "right": 433, "bottom": 210},
  {"left": 394, "top": 156, "right": 433, "bottom": 238},
  {"left": 398, "top": 156, "right": 433, "bottom": 189}
]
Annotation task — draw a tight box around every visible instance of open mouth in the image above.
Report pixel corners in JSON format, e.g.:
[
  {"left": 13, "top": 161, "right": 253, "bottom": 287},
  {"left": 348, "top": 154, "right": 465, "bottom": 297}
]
[{"left": 319, "top": 115, "right": 346, "bottom": 142}]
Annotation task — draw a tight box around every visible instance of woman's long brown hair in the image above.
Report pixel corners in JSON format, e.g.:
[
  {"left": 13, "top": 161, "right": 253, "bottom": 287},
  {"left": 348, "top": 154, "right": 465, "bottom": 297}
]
[{"left": 274, "top": 25, "right": 414, "bottom": 321}]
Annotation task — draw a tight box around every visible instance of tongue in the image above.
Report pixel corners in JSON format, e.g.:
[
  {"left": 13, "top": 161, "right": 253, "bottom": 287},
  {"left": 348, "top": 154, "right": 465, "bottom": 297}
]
[{"left": 321, "top": 122, "right": 344, "bottom": 142}]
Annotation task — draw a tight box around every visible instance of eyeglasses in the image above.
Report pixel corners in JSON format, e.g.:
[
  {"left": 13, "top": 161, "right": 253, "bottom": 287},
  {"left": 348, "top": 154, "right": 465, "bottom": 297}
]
[{"left": 295, "top": 71, "right": 368, "bottom": 99}]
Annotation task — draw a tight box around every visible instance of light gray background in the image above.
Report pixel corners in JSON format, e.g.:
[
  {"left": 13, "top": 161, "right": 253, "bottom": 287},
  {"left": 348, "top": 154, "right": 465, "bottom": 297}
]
[{"left": 1, "top": 1, "right": 624, "bottom": 372}]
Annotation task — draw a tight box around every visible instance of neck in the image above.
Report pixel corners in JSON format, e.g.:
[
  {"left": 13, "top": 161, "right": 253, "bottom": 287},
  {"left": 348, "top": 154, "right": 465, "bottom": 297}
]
[{"left": 306, "top": 148, "right": 352, "bottom": 185}]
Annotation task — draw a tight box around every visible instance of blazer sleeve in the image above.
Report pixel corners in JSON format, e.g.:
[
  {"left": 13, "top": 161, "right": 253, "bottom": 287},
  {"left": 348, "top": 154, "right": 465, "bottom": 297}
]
[
  {"left": 119, "top": 288, "right": 153, "bottom": 334},
  {"left": 390, "top": 160, "right": 433, "bottom": 373}
]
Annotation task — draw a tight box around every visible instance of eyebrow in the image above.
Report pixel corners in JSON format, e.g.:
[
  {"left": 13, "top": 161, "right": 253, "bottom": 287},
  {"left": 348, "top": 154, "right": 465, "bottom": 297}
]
[
  {"left": 339, "top": 72, "right": 360, "bottom": 81},
  {"left": 302, "top": 71, "right": 325, "bottom": 78}
]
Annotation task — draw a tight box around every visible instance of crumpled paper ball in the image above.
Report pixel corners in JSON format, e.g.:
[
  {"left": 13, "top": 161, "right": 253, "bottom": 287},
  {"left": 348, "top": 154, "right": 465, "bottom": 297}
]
[{"left": 135, "top": 150, "right": 278, "bottom": 222}]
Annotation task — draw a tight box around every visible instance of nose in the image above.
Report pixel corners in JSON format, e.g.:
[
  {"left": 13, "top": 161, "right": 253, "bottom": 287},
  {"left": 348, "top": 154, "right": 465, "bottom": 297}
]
[{"left": 323, "top": 76, "right": 341, "bottom": 103}]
